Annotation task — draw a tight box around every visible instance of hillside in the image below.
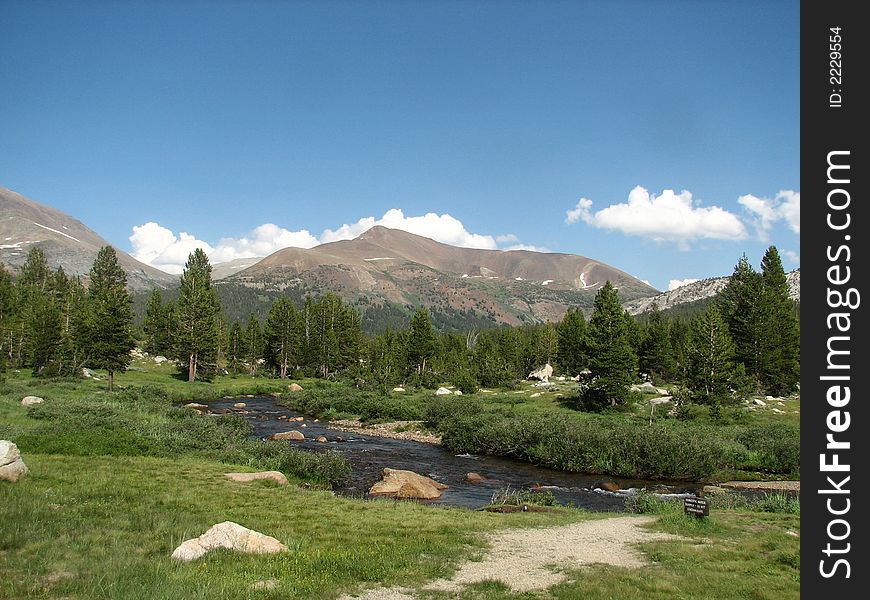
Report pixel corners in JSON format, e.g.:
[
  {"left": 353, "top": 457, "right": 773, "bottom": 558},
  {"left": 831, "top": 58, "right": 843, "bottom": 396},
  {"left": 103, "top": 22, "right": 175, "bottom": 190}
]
[
  {"left": 624, "top": 268, "right": 801, "bottom": 316},
  {"left": 0, "top": 188, "right": 176, "bottom": 291},
  {"left": 219, "top": 226, "right": 659, "bottom": 329}
]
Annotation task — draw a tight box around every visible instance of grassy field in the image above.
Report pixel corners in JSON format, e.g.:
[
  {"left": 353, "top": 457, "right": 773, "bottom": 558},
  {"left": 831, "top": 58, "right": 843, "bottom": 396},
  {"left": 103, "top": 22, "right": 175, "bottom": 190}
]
[{"left": 1, "top": 360, "right": 799, "bottom": 599}]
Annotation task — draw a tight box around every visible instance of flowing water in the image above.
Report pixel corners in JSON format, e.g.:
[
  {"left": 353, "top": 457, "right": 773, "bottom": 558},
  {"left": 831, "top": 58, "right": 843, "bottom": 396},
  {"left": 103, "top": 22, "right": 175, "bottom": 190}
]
[{"left": 210, "top": 396, "right": 701, "bottom": 511}]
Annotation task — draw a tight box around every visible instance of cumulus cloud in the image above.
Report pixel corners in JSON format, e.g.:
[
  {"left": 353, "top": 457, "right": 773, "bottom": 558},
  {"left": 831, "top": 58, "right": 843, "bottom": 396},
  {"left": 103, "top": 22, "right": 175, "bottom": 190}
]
[
  {"left": 130, "top": 208, "right": 545, "bottom": 274},
  {"left": 738, "top": 190, "right": 800, "bottom": 239},
  {"left": 320, "top": 208, "right": 498, "bottom": 249},
  {"left": 565, "top": 186, "right": 747, "bottom": 247},
  {"left": 668, "top": 278, "right": 700, "bottom": 291}
]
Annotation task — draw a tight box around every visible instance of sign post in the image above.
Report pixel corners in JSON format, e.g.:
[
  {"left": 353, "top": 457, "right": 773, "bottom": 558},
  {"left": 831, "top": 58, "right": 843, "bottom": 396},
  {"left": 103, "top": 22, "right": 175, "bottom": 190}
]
[{"left": 684, "top": 494, "right": 710, "bottom": 518}]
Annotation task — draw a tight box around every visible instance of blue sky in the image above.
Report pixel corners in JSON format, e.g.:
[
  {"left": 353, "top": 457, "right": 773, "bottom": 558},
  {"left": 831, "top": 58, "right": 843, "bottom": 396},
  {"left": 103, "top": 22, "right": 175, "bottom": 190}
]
[{"left": 1, "top": 1, "right": 799, "bottom": 290}]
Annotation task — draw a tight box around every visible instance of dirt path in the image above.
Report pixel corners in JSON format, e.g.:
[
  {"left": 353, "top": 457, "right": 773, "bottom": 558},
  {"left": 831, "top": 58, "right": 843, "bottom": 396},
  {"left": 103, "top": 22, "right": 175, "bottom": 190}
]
[{"left": 339, "top": 515, "right": 686, "bottom": 599}]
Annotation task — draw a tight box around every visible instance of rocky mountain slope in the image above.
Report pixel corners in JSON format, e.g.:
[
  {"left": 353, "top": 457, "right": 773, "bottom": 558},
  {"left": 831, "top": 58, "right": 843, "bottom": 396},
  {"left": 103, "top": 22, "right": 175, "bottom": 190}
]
[
  {"left": 0, "top": 188, "right": 176, "bottom": 291},
  {"left": 221, "top": 226, "right": 659, "bottom": 327},
  {"left": 623, "top": 268, "right": 801, "bottom": 315}
]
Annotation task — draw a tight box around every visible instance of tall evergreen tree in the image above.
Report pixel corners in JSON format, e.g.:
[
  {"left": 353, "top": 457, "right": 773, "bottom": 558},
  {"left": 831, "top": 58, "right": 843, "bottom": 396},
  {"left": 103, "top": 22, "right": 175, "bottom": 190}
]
[
  {"left": 407, "top": 308, "right": 438, "bottom": 375},
  {"left": 717, "top": 255, "right": 764, "bottom": 387},
  {"left": 227, "top": 320, "right": 244, "bottom": 373},
  {"left": 638, "top": 305, "right": 675, "bottom": 383},
  {"left": 759, "top": 246, "right": 800, "bottom": 395},
  {"left": 556, "top": 308, "right": 588, "bottom": 376},
  {"left": 264, "top": 299, "right": 299, "bottom": 378},
  {"left": 143, "top": 289, "right": 172, "bottom": 356},
  {"left": 587, "top": 282, "right": 637, "bottom": 405},
  {"left": 687, "top": 305, "right": 736, "bottom": 408},
  {"left": 82, "top": 246, "right": 135, "bottom": 391},
  {"left": 18, "top": 247, "right": 51, "bottom": 290},
  {"left": 175, "top": 249, "right": 221, "bottom": 382}
]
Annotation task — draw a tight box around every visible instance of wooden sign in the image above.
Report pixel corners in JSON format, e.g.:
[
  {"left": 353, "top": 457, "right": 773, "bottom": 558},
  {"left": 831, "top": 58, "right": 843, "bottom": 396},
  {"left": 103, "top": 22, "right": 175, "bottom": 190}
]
[{"left": 684, "top": 496, "right": 710, "bottom": 518}]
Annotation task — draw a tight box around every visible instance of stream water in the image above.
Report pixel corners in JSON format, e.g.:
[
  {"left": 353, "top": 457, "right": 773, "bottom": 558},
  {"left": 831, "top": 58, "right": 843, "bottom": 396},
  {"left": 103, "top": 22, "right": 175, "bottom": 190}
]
[{"left": 210, "top": 396, "right": 701, "bottom": 511}]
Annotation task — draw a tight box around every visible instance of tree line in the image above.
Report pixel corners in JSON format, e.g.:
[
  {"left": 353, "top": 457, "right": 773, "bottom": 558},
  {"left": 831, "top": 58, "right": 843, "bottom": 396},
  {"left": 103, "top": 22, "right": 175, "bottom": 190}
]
[{"left": 2, "top": 244, "right": 799, "bottom": 407}]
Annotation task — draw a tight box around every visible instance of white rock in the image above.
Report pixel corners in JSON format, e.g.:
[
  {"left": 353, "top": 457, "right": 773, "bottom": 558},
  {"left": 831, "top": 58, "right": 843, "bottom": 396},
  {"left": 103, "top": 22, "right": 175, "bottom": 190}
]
[
  {"left": 224, "top": 471, "right": 288, "bottom": 485},
  {"left": 650, "top": 396, "right": 672, "bottom": 405},
  {"left": 556, "top": 376, "right": 566, "bottom": 381},
  {"left": 530, "top": 392, "right": 542, "bottom": 398},
  {"left": 171, "top": 521, "right": 288, "bottom": 562},
  {"left": 435, "top": 387, "right": 452, "bottom": 395},
  {"left": 528, "top": 363, "right": 553, "bottom": 381},
  {"left": 0, "top": 441, "right": 28, "bottom": 482},
  {"left": 154, "top": 355, "right": 168, "bottom": 364},
  {"left": 453, "top": 390, "right": 463, "bottom": 396},
  {"left": 754, "top": 398, "right": 767, "bottom": 406},
  {"left": 21, "top": 396, "right": 44, "bottom": 407},
  {"left": 392, "top": 387, "right": 405, "bottom": 392}
]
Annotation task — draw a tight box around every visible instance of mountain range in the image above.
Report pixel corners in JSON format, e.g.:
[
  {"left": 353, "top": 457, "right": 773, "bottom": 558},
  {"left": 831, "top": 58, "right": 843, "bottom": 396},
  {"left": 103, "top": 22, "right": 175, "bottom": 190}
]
[{"left": 1, "top": 188, "right": 176, "bottom": 291}]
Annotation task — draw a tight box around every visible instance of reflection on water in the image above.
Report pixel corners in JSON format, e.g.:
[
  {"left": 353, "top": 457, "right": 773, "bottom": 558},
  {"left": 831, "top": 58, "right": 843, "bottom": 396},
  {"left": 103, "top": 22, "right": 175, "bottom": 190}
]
[{"left": 209, "top": 397, "right": 700, "bottom": 511}]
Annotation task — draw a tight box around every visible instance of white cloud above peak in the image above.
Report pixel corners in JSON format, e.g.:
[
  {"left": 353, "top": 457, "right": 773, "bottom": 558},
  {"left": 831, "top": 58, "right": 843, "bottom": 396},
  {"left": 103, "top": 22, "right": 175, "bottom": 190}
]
[
  {"left": 565, "top": 186, "right": 748, "bottom": 247},
  {"left": 130, "top": 208, "right": 536, "bottom": 274}
]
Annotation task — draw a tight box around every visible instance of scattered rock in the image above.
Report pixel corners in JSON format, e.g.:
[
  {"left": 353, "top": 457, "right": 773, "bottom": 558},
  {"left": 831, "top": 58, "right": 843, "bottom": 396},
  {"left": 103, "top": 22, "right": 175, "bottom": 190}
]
[
  {"left": 82, "top": 367, "right": 96, "bottom": 378},
  {"left": 225, "top": 471, "right": 289, "bottom": 485},
  {"left": 315, "top": 436, "right": 328, "bottom": 443},
  {"left": 530, "top": 392, "right": 542, "bottom": 398},
  {"left": 754, "top": 398, "right": 767, "bottom": 406},
  {"left": 702, "top": 485, "right": 727, "bottom": 495},
  {"left": 300, "top": 423, "right": 307, "bottom": 428},
  {"left": 556, "top": 376, "right": 566, "bottom": 381},
  {"left": 0, "top": 441, "right": 29, "bottom": 482},
  {"left": 293, "top": 416, "right": 305, "bottom": 422},
  {"left": 771, "top": 408, "right": 784, "bottom": 414},
  {"left": 288, "top": 383, "right": 303, "bottom": 392},
  {"left": 630, "top": 382, "right": 659, "bottom": 394},
  {"left": 233, "top": 402, "right": 247, "bottom": 408},
  {"left": 184, "top": 402, "right": 209, "bottom": 410},
  {"left": 785, "top": 530, "right": 799, "bottom": 538},
  {"left": 170, "top": 521, "right": 288, "bottom": 562},
  {"left": 153, "top": 355, "right": 168, "bottom": 364},
  {"left": 528, "top": 363, "right": 553, "bottom": 381},
  {"left": 21, "top": 396, "right": 44, "bottom": 407},
  {"left": 250, "top": 579, "right": 279, "bottom": 591},
  {"left": 393, "top": 387, "right": 405, "bottom": 392},
  {"left": 650, "top": 396, "right": 672, "bottom": 405},
  {"left": 270, "top": 430, "right": 305, "bottom": 441},
  {"left": 369, "top": 468, "right": 448, "bottom": 500},
  {"left": 598, "top": 481, "right": 621, "bottom": 492},
  {"left": 454, "top": 390, "right": 463, "bottom": 396},
  {"left": 466, "top": 472, "right": 487, "bottom": 483},
  {"left": 435, "top": 387, "right": 452, "bottom": 395}
]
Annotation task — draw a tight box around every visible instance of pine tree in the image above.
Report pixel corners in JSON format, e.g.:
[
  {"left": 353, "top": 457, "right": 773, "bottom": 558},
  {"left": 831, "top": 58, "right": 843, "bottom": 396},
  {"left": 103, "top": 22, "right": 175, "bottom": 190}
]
[
  {"left": 407, "top": 308, "right": 438, "bottom": 376},
  {"left": 82, "top": 246, "right": 135, "bottom": 391},
  {"left": 556, "top": 308, "right": 588, "bottom": 376},
  {"left": 227, "top": 320, "right": 244, "bottom": 373},
  {"left": 587, "top": 282, "right": 637, "bottom": 405},
  {"left": 18, "top": 247, "right": 51, "bottom": 290},
  {"left": 264, "top": 298, "right": 299, "bottom": 379},
  {"left": 244, "top": 314, "right": 263, "bottom": 375},
  {"left": 535, "top": 322, "right": 558, "bottom": 366},
  {"left": 687, "top": 305, "right": 736, "bottom": 408},
  {"left": 638, "top": 305, "right": 675, "bottom": 383},
  {"left": 174, "top": 249, "right": 221, "bottom": 382},
  {"left": 718, "top": 255, "right": 764, "bottom": 387},
  {"left": 759, "top": 246, "right": 800, "bottom": 395},
  {"left": 24, "top": 291, "right": 62, "bottom": 375}
]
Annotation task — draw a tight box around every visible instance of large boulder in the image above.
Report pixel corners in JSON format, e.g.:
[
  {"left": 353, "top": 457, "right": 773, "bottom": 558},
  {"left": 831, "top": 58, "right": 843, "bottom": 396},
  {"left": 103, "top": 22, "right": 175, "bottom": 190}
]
[
  {"left": 170, "top": 521, "right": 288, "bottom": 562},
  {"left": 0, "top": 441, "right": 28, "bottom": 483},
  {"left": 466, "top": 472, "right": 487, "bottom": 483},
  {"left": 435, "top": 387, "right": 453, "bottom": 396},
  {"left": 270, "top": 430, "right": 305, "bottom": 441},
  {"left": 288, "top": 383, "right": 303, "bottom": 392},
  {"left": 528, "top": 363, "right": 553, "bottom": 381},
  {"left": 21, "top": 396, "right": 44, "bottom": 407},
  {"left": 225, "top": 471, "right": 288, "bottom": 485},
  {"left": 369, "top": 468, "right": 448, "bottom": 500}
]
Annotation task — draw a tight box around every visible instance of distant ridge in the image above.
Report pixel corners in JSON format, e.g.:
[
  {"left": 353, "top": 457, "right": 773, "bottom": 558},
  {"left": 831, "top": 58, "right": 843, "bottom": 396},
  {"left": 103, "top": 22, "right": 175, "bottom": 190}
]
[{"left": 0, "top": 187, "right": 177, "bottom": 291}]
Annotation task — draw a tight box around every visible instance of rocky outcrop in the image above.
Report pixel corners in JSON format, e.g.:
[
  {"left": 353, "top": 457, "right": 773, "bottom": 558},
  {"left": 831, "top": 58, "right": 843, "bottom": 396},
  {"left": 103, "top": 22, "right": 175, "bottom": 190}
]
[
  {"left": 224, "top": 471, "right": 288, "bottom": 485},
  {"left": 170, "top": 521, "right": 288, "bottom": 562},
  {"left": 369, "top": 468, "right": 449, "bottom": 500},
  {"left": 184, "top": 403, "right": 209, "bottom": 410},
  {"left": 435, "top": 387, "right": 452, "bottom": 395},
  {"left": 528, "top": 364, "right": 553, "bottom": 381},
  {"left": 270, "top": 430, "right": 305, "bottom": 441},
  {"left": 0, "top": 441, "right": 29, "bottom": 482},
  {"left": 21, "top": 396, "right": 44, "bottom": 407}
]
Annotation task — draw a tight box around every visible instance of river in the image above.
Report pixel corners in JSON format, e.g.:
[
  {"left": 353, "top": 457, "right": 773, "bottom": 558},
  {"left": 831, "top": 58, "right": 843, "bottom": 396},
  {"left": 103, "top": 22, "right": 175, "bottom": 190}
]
[{"left": 210, "top": 396, "right": 700, "bottom": 511}]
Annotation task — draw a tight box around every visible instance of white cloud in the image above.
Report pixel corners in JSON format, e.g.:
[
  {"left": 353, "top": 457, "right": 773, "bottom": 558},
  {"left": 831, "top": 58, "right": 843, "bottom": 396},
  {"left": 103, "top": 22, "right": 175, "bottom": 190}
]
[
  {"left": 566, "top": 186, "right": 747, "bottom": 247},
  {"left": 320, "top": 208, "right": 498, "bottom": 249},
  {"left": 782, "top": 249, "right": 800, "bottom": 265},
  {"left": 668, "top": 278, "right": 699, "bottom": 291},
  {"left": 130, "top": 208, "right": 548, "bottom": 274},
  {"left": 738, "top": 190, "right": 800, "bottom": 239}
]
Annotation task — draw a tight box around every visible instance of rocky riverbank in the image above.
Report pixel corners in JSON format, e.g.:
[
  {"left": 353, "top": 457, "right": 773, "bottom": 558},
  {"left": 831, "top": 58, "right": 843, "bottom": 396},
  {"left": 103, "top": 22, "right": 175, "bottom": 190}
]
[{"left": 327, "top": 419, "right": 442, "bottom": 445}]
